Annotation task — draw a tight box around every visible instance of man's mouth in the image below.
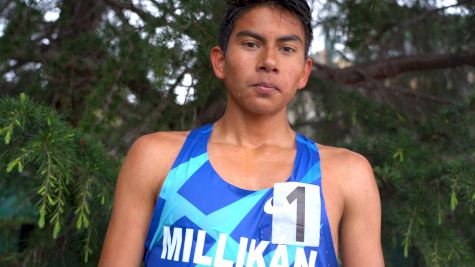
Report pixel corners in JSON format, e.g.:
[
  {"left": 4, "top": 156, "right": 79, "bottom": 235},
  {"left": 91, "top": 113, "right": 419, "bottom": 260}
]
[{"left": 252, "top": 82, "right": 280, "bottom": 93}]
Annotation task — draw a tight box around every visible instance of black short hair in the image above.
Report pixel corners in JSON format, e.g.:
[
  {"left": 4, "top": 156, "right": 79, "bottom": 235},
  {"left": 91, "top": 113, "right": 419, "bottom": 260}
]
[{"left": 219, "top": 0, "right": 313, "bottom": 59}]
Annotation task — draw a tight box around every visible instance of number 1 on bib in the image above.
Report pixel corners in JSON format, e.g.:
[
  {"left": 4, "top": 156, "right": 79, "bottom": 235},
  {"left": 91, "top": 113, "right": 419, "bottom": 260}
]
[{"left": 271, "top": 182, "right": 321, "bottom": 247}]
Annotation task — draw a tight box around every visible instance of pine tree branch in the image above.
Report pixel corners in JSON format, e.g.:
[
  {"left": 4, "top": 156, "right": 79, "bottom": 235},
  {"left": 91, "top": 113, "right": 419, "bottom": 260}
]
[
  {"left": 354, "top": 79, "right": 457, "bottom": 106},
  {"left": 103, "top": 0, "right": 167, "bottom": 26},
  {"left": 312, "top": 53, "right": 475, "bottom": 85}
]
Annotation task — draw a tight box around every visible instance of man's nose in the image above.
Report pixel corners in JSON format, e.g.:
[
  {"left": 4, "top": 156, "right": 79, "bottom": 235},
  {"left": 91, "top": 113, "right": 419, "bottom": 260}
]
[{"left": 257, "top": 47, "right": 278, "bottom": 73}]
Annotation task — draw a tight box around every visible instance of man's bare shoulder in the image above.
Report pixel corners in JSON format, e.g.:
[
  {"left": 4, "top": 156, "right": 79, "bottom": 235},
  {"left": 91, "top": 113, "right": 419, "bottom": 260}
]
[
  {"left": 317, "top": 144, "right": 376, "bottom": 190},
  {"left": 129, "top": 130, "right": 190, "bottom": 169},
  {"left": 318, "top": 144, "right": 371, "bottom": 165},
  {"left": 132, "top": 130, "right": 189, "bottom": 155},
  {"left": 119, "top": 131, "right": 190, "bottom": 192}
]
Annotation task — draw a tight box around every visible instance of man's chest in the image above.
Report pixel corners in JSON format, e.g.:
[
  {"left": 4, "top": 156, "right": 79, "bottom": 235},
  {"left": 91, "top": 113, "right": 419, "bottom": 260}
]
[{"left": 207, "top": 143, "right": 297, "bottom": 190}]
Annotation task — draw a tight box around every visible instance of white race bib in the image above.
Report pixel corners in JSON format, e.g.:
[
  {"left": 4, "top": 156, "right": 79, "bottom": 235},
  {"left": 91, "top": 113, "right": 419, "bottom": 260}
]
[{"left": 271, "top": 182, "right": 321, "bottom": 247}]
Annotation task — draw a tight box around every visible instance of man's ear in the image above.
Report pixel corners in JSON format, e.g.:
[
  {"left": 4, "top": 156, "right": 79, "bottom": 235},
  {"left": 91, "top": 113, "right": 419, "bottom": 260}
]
[
  {"left": 297, "top": 58, "right": 313, "bottom": 90},
  {"left": 210, "top": 46, "right": 225, "bottom": 80}
]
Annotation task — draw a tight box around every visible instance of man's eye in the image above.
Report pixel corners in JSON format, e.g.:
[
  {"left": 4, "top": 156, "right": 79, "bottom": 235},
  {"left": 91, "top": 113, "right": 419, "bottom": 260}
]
[
  {"left": 281, "top": 46, "right": 296, "bottom": 53},
  {"left": 243, "top": 42, "right": 259, "bottom": 49}
]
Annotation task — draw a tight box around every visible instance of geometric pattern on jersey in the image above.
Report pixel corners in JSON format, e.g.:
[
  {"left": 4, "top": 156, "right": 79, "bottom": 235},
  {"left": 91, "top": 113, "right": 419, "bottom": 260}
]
[{"left": 144, "top": 124, "right": 339, "bottom": 266}]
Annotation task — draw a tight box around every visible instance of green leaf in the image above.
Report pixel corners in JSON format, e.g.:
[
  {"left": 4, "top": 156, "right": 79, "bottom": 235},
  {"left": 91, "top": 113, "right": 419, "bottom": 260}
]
[
  {"left": 84, "top": 246, "right": 93, "bottom": 263},
  {"left": 65, "top": 132, "right": 75, "bottom": 139},
  {"left": 47, "top": 194, "right": 56, "bottom": 205},
  {"left": 76, "top": 215, "right": 83, "bottom": 230},
  {"left": 393, "top": 149, "right": 404, "bottom": 162},
  {"left": 19, "top": 92, "right": 26, "bottom": 104},
  {"left": 6, "top": 159, "right": 19, "bottom": 173},
  {"left": 403, "top": 238, "right": 410, "bottom": 258},
  {"left": 450, "top": 192, "right": 458, "bottom": 210},
  {"left": 53, "top": 221, "right": 61, "bottom": 239},
  {"left": 18, "top": 161, "right": 24, "bottom": 173},
  {"left": 38, "top": 206, "right": 46, "bottom": 228},
  {"left": 83, "top": 215, "right": 90, "bottom": 228},
  {"left": 5, "top": 128, "right": 12, "bottom": 144},
  {"left": 37, "top": 186, "right": 46, "bottom": 195}
]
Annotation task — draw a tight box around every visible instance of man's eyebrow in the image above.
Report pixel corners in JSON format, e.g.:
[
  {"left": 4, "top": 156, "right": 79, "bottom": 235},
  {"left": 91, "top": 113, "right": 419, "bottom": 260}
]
[
  {"left": 277, "top": 34, "right": 303, "bottom": 45},
  {"left": 236, "top": 30, "right": 266, "bottom": 42},
  {"left": 235, "top": 30, "right": 303, "bottom": 45}
]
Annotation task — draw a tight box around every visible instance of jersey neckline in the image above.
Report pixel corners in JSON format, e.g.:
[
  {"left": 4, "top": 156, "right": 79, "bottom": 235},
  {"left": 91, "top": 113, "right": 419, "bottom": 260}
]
[{"left": 203, "top": 123, "right": 303, "bottom": 193}]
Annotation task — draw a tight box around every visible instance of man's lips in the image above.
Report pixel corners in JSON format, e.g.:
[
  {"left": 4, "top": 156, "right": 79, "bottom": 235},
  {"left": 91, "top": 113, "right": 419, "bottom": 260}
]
[{"left": 251, "top": 82, "right": 280, "bottom": 92}]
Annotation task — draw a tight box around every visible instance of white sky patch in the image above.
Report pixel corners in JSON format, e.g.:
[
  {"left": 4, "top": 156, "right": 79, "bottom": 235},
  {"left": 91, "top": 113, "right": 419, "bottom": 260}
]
[
  {"left": 106, "top": 10, "right": 122, "bottom": 27},
  {"left": 180, "top": 34, "right": 197, "bottom": 51},
  {"left": 166, "top": 39, "right": 175, "bottom": 49},
  {"left": 166, "top": 14, "right": 175, "bottom": 23},
  {"left": 310, "top": 26, "right": 325, "bottom": 54},
  {"left": 147, "top": 70, "right": 156, "bottom": 82},
  {"left": 40, "top": 38, "right": 50, "bottom": 45},
  {"left": 396, "top": 0, "right": 468, "bottom": 15},
  {"left": 437, "top": 0, "right": 468, "bottom": 15},
  {"left": 196, "top": 11, "right": 206, "bottom": 20},
  {"left": 127, "top": 93, "right": 138, "bottom": 104},
  {"left": 334, "top": 42, "right": 345, "bottom": 52},
  {"left": 133, "top": 0, "right": 162, "bottom": 17},
  {"left": 174, "top": 73, "right": 195, "bottom": 105},
  {"left": 44, "top": 8, "right": 60, "bottom": 22},
  {"left": 310, "top": 0, "right": 326, "bottom": 54},
  {"left": 22, "top": 62, "right": 42, "bottom": 70},
  {"left": 140, "top": 31, "right": 149, "bottom": 40},
  {"left": 155, "top": 26, "right": 165, "bottom": 36},
  {"left": 124, "top": 10, "right": 144, "bottom": 28},
  {"left": 0, "top": 19, "right": 7, "bottom": 38},
  {"left": 4, "top": 70, "right": 17, "bottom": 82},
  {"left": 154, "top": 26, "right": 176, "bottom": 48}
]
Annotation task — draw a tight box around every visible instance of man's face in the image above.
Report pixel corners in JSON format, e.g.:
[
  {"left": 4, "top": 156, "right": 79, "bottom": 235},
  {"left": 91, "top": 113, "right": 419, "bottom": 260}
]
[{"left": 211, "top": 5, "right": 313, "bottom": 116}]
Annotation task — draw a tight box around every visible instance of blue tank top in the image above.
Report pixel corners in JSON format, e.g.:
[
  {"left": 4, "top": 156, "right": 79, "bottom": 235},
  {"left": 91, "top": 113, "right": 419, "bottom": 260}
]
[{"left": 144, "top": 124, "right": 338, "bottom": 267}]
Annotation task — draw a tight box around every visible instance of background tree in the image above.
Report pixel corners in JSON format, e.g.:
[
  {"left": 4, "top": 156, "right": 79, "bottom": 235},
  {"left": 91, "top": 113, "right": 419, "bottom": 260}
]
[{"left": 0, "top": 0, "right": 474, "bottom": 266}]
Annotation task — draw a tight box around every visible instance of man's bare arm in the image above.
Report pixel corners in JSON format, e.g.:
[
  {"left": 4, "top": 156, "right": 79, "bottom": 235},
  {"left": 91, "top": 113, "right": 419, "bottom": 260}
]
[
  {"left": 339, "top": 152, "right": 384, "bottom": 266},
  {"left": 98, "top": 132, "right": 185, "bottom": 267}
]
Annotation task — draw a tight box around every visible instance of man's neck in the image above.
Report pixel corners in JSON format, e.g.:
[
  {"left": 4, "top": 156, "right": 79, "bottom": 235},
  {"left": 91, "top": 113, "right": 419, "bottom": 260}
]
[{"left": 212, "top": 107, "right": 295, "bottom": 149}]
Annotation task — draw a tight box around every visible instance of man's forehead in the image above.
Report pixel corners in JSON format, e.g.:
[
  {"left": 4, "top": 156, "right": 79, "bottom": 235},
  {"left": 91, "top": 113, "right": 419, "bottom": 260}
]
[{"left": 231, "top": 5, "right": 306, "bottom": 40}]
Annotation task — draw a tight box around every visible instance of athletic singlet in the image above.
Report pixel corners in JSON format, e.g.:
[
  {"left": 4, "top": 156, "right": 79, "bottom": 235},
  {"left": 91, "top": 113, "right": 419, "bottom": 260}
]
[{"left": 144, "top": 124, "right": 338, "bottom": 267}]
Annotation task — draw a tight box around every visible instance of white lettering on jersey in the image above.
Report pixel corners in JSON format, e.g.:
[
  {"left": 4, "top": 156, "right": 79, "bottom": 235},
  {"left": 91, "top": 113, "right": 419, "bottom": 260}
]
[
  {"left": 235, "top": 237, "right": 248, "bottom": 267},
  {"left": 161, "top": 226, "right": 182, "bottom": 261},
  {"left": 214, "top": 233, "right": 234, "bottom": 267},
  {"left": 193, "top": 229, "right": 212, "bottom": 265},
  {"left": 246, "top": 239, "right": 269, "bottom": 267},
  {"left": 182, "top": 228, "right": 194, "bottom": 262},
  {"left": 294, "top": 247, "right": 318, "bottom": 267},
  {"left": 264, "top": 197, "right": 275, "bottom": 214},
  {"left": 269, "top": 244, "right": 289, "bottom": 267},
  {"left": 158, "top": 226, "right": 318, "bottom": 266}
]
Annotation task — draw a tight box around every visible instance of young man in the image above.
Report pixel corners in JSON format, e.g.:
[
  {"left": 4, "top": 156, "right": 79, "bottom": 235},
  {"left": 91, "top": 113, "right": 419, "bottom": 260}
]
[{"left": 99, "top": 0, "right": 384, "bottom": 266}]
